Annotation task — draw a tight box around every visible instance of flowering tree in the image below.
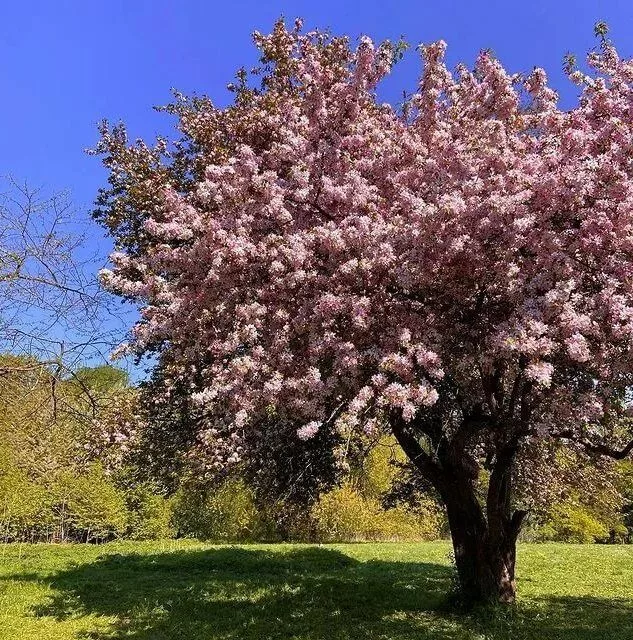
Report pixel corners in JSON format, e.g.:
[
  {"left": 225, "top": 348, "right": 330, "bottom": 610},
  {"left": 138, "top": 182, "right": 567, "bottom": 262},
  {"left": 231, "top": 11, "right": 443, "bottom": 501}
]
[{"left": 95, "top": 20, "right": 633, "bottom": 603}]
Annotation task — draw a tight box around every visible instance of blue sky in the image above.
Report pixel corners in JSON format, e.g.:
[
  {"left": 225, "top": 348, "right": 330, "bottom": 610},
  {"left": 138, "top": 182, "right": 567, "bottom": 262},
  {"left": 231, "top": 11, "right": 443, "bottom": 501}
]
[
  {"left": 2, "top": 0, "right": 632, "bottom": 371},
  {"left": 2, "top": 0, "right": 632, "bottom": 213}
]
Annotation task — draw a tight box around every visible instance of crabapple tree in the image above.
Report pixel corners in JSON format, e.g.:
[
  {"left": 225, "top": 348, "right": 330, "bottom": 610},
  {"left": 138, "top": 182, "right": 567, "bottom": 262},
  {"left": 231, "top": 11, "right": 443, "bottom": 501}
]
[{"left": 95, "top": 20, "right": 633, "bottom": 603}]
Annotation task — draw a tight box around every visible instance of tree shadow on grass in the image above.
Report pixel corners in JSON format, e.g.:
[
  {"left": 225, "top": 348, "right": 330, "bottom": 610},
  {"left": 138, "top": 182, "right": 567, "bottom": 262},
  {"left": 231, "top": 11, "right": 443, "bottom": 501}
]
[{"left": 8, "top": 546, "right": 633, "bottom": 640}]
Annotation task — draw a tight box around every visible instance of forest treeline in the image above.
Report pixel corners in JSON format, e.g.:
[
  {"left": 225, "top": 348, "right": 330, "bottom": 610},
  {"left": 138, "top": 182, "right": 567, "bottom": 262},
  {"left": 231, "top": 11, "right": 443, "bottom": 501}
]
[{"left": 1, "top": 354, "right": 632, "bottom": 544}]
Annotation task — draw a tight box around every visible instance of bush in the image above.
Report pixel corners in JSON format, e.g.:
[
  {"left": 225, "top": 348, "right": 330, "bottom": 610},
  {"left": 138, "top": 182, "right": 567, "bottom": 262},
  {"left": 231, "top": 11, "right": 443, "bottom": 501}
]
[
  {"left": 249, "top": 500, "right": 314, "bottom": 542},
  {"left": 54, "top": 465, "right": 128, "bottom": 542},
  {"left": 386, "top": 497, "right": 444, "bottom": 541},
  {"left": 311, "top": 483, "right": 441, "bottom": 542},
  {"left": 535, "top": 503, "right": 610, "bottom": 544},
  {"left": 311, "top": 483, "right": 376, "bottom": 541},
  {"left": 354, "top": 438, "right": 404, "bottom": 499},
  {"left": 373, "top": 504, "right": 431, "bottom": 541},
  {"left": 0, "top": 451, "right": 51, "bottom": 541},
  {"left": 125, "top": 485, "right": 173, "bottom": 540},
  {"left": 616, "top": 461, "right": 633, "bottom": 542},
  {"left": 310, "top": 435, "right": 444, "bottom": 543},
  {"left": 172, "top": 477, "right": 260, "bottom": 541}
]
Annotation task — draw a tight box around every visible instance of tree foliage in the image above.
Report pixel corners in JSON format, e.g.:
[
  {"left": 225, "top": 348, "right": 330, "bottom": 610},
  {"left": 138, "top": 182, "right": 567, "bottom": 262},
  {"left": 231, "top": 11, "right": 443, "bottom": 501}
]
[{"left": 0, "top": 357, "right": 163, "bottom": 543}]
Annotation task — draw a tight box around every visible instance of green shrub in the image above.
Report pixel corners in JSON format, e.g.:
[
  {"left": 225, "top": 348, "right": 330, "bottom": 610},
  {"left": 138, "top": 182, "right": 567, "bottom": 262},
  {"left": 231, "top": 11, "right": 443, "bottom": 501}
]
[
  {"left": 536, "top": 503, "right": 610, "bottom": 544},
  {"left": 383, "top": 498, "right": 444, "bottom": 541},
  {"left": 354, "top": 438, "right": 404, "bottom": 499},
  {"left": 311, "top": 483, "right": 376, "bottom": 541},
  {"left": 54, "top": 465, "right": 128, "bottom": 542},
  {"left": 616, "top": 460, "right": 633, "bottom": 542},
  {"left": 0, "top": 451, "right": 51, "bottom": 541},
  {"left": 125, "top": 485, "right": 173, "bottom": 540},
  {"left": 172, "top": 477, "right": 260, "bottom": 541},
  {"left": 311, "top": 483, "right": 441, "bottom": 542},
  {"left": 246, "top": 500, "right": 313, "bottom": 542},
  {"left": 373, "top": 504, "right": 429, "bottom": 541}
]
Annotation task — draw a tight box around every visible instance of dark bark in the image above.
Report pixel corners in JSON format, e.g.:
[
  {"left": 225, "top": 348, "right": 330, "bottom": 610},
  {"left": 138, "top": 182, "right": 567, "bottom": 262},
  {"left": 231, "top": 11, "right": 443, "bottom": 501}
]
[
  {"left": 444, "top": 477, "right": 524, "bottom": 604},
  {"left": 391, "top": 412, "right": 526, "bottom": 605}
]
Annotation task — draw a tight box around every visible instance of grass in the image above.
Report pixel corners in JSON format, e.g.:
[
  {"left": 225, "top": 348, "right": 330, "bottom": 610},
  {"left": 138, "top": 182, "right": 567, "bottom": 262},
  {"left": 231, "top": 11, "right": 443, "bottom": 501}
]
[{"left": 0, "top": 541, "right": 632, "bottom": 639}]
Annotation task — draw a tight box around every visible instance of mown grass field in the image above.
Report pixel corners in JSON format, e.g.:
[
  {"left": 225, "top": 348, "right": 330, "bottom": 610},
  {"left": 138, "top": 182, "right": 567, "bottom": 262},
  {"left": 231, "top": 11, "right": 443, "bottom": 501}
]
[{"left": 0, "top": 541, "right": 632, "bottom": 640}]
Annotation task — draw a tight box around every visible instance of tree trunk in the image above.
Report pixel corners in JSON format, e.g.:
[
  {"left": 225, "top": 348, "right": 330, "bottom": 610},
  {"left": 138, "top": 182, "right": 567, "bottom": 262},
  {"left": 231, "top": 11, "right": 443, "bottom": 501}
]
[
  {"left": 447, "top": 506, "right": 518, "bottom": 604},
  {"left": 389, "top": 412, "right": 524, "bottom": 605},
  {"left": 442, "top": 449, "right": 524, "bottom": 605}
]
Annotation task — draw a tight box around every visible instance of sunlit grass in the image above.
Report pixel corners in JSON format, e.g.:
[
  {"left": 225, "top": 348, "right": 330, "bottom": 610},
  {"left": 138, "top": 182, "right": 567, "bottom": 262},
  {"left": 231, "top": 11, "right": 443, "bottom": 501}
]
[{"left": 1, "top": 541, "right": 631, "bottom": 639}]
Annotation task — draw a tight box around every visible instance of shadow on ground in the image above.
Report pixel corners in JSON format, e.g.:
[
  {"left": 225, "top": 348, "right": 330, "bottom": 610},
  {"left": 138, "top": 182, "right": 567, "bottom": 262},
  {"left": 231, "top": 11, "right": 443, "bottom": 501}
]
[{"left": 8, "top": 546, "right": 633, "bottom": 639}]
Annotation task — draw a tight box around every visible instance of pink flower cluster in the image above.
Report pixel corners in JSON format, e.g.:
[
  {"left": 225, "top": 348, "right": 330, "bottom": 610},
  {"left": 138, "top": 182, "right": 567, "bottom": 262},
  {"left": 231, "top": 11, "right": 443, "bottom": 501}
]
[{"left": 101, "top": 23, "right": 633, "bottom": 466}]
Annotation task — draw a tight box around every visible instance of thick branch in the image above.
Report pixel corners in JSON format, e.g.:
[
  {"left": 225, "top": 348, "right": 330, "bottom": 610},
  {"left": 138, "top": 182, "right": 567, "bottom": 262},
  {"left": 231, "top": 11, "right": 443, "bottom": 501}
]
[
  {"left": 390, "top": 411, "right": 446, "bottom": 493},
  {"left": 486, "top": 445, "right": 517, "bottom": 539},
  {"left": 557, "top": 430, "right": 633, "bottom": 460},
  {"left": 443, "top": 403, "right": 489, "bottom": 480},
  {"left": 509, "top": 509, "right": 528, "bottom": 542}
]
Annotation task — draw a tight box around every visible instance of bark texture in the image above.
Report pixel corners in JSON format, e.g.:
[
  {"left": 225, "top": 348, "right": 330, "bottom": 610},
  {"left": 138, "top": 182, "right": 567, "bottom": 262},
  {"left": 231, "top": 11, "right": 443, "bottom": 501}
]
[{"left": 392, "top": 412, "right": 526, "bottom": 604}]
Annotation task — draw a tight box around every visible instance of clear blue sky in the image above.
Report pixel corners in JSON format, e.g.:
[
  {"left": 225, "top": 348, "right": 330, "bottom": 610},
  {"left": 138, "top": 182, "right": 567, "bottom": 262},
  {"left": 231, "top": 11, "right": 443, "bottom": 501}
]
[
  {"left": 2, "top": 0, "right": 632, "bottom": 223},
  {"left": 1, "top": 0, "right": 632, "bottom": 373}
]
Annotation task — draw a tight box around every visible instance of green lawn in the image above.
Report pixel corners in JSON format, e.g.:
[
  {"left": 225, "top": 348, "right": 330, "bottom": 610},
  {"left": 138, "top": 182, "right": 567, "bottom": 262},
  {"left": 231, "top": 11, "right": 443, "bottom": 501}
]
[{"left": 0, "top": 541, "right": 631, "bottom": 639}]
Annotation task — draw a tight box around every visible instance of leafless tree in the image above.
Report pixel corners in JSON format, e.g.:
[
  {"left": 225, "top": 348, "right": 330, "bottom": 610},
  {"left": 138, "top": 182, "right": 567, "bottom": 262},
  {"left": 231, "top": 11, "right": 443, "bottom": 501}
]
[{"left": 0, "top": 176, "right": 131, "bottom": 384}]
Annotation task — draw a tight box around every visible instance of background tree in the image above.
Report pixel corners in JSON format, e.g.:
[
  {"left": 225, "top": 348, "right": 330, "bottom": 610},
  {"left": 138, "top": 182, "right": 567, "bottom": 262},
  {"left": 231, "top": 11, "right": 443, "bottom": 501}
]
[
  {"left": 0, "top": 178, "right": 117, "bottom": 370},
  {"left": 0, "top": 178, "right": 133, "bottom": 464},
  {"left": 95, "top": 20, "right": 633, "bottom": 604},
  {"left": 0, "top": 177, "right": 162, "bottom": 542}
]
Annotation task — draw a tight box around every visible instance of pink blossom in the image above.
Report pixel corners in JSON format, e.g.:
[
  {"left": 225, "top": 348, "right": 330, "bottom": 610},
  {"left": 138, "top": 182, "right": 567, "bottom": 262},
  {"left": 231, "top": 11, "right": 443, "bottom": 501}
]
[
  {"left": 99, "top": 21, "right": 633, "bottom": 473},
  {"left": 525, "top": 362, "right": 554, "bottom": 387},
  {"left": 565, "top": 333, "right": 591, "bottom": 363},
  {"left": 297, "top": 421, "right": 321, "bottom": 440}
]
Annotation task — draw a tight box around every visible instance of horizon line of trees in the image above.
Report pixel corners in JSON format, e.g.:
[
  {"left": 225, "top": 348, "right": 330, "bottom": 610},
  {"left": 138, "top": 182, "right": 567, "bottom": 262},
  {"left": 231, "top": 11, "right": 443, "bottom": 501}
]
[{"left": 2, "top": 353, "right": 632, "bottom": 545}]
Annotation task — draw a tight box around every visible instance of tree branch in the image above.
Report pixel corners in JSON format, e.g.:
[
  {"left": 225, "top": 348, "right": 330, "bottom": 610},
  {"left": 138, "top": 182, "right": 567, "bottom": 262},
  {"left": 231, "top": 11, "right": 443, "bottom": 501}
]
[
  {"left": 390, "top": 410, "right": 446, "bottom": 492},
  {"left": 557, "top": 430, "right": 633, "bottom": 460}
]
